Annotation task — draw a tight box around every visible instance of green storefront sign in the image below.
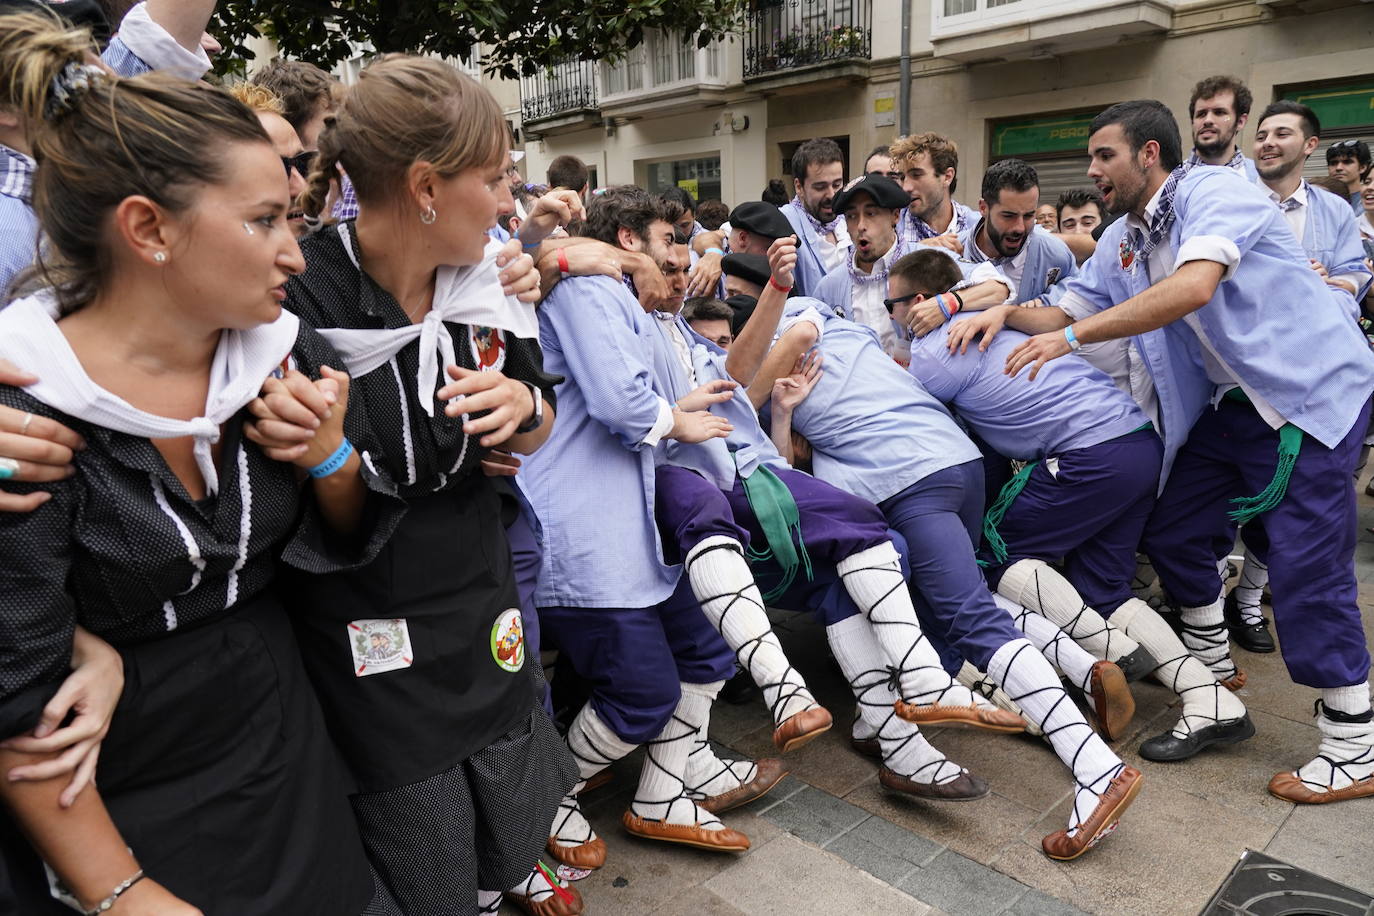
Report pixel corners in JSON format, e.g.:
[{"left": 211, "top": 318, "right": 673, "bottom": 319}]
[
  {"left": 1283, "top": 82, "right": 1374, "bottom": 131},
  {"left": 991, "top": 112, "right": 1096, "bottom": 157}
]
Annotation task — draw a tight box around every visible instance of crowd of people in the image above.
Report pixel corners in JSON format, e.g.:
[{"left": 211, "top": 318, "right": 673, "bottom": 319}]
[{"left": 0, "top": 2, "right": 1373, "bottom": 915}]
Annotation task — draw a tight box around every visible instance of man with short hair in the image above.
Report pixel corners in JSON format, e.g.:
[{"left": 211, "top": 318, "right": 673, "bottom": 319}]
[
  {"left": 682, "top": 297, "right": 735, "bottom": 349},
  {"left": 1035, "top": 204, "right": 1058, "bottom": 233},
  {"left": 889, "top": 132, "right": 980, "bottom": 255},
  {"left": 1057, "top": 189, "right": 1107, "bottom": 236},
  {"left": 864, "top": 144, "right": 903, "bottom": 181},
  {"left": 546, "top": 154, "right": 589, "bottom": 197},
  {"left": 779, "top": 137, "right": 851, "bottom": 296},
  {"left": 957, "top": 158, "right": 1077, "bottom": 304},
  {"left": 251, "top": 58, "right": 336, "bottom": 152},
  {"left": 1327, "top": 139, "right": 1373, "bottom": 213},
  {"left": 1188, "top": 75, "right": 1258, "bottom": 178},
  {"left": 986, "top": 98, "right": 1374, "bottom": 805}
]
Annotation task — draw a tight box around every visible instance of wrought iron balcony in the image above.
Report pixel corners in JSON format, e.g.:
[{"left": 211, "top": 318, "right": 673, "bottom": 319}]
[
  {"left": 519, "top": 59, "right": 599, "bottom": 125},
  {"left": 743, "top": 0, "right": 872, "bottom": 80}
]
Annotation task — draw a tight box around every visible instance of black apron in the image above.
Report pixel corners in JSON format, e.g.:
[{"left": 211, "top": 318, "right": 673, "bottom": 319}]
[
  {"left": 1, "top": 591, "right": 374, "bottom": 915},
  {"left": 285, "top": 475, "right": 534, "bottom": 793}
]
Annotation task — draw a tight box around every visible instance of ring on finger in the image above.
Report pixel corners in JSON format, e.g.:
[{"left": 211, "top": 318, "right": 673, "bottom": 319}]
[
  {"left": 20, "top": 412, "right": 33, "bottom": 436},
  {"left": 0, "top": 457, "right": 18, "bottom": 480}
]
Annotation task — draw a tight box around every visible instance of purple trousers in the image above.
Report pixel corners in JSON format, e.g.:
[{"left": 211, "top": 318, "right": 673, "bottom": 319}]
[
  {"left": 983, "top": 428, "right": 1163, "bottom": 616},
  {"left": 655, "top": 465, "right": 749, "bottom": 563},
  {"left": 1142, "top": 399, "right": 1371, "bottom": 688},
  {"left": 880, "top": 460, "right": 1024, "bottom": 672}
]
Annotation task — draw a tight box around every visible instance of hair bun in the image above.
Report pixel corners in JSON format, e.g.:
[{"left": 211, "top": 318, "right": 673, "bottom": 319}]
[{"left": 45, "top": 61, "right": 105, "bottom": 120}]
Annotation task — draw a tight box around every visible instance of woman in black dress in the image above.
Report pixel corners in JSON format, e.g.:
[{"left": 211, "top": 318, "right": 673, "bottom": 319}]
[{"left": 0, "top": 67, "right": 398, "bottom": 914}]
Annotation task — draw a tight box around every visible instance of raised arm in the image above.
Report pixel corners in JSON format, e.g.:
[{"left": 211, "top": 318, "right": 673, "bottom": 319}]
[{"left": 725, "top": 235, "right": 796, "bottom": 386}]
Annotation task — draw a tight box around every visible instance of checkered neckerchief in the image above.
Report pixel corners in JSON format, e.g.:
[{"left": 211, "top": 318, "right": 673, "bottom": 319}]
[{"left": 0, "top": 145, "right": 35, "bottom": 206}]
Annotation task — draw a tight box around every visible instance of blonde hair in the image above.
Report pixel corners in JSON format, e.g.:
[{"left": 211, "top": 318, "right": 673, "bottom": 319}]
[
  {"left": 889, "top": 132, "right": 961, "bottom": 192},
  {"left": 27, "top": 72, "right": 270, "bottom": 310},
  {"left": 228, "top": 82, "right": 285, "bottom": 115},
  {"left": 302, "top": 54, "right": 507, "bottom": 217},
  {"left": 0, "top": 9, "right": 95, "bottom": 125}
]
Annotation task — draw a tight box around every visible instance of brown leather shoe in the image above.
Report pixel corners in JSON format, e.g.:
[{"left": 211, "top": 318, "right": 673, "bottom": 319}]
[
  {"left": 893, "top": 700, "right": 1026, "bottom": 733},
  {"left": 879, "top": 766, "right": 989, "bottom": 801},
  {"left": 577, "top": 768, "right": 614, "bottom": 795},
  {"left": 508, "top": 881, "right": 584, "bottom": 916},
  {"left": 1088, "top": 660, "right": 1135, "bottom": 742},
  {"left": 773, "top": 706, "right": 833, "bottom": 753},
  {"left": 545, "top": 835, "right": 607, "bottom": 870},
  {"left": 621, "top": 811, "right": 750, "bottom": 852},
  {"left": 1268, "top": 771, "right": 1374, "bottom": 804},
  {"left": 699, "top": 757, "right": 788, "bottom": 814},
  {"left": 1220, "top": 669, "right": 1247, "bottom": 691},
  {"left": 1042, "top": 765, "right": 1144, "bottom": 861},
  {"left": 850, "top": 735, "right": 882, "bottom": 759}
]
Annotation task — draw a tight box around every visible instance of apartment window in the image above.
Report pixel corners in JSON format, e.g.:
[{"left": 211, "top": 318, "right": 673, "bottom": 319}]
[
  {"left": 943, "top": 0, "right": 977, "bottom": 14},
  {"left": 645, "top": 155, "right": 723, "bottom": 204},
  {"left": 649, "top": 34, "right": 674, "bottom": 85},
  {"left": 987, "top": 0, "right": 1021, "bottom": 7},
  {"left": 677, "top": 39, "right": 696, "bottom": 82}
]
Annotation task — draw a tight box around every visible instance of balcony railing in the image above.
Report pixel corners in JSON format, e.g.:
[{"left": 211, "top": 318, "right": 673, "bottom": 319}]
[
  {"left": 743, "top": 0, "right": 871, "bottom": 79},
  {"left": 602, "top": 31, "right": 728, "bottom": 101},
  {"left": 520, "top": 59, "right": 599, "bottom": 123}
]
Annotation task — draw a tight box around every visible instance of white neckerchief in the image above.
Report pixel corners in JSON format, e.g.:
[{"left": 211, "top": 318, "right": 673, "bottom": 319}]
[
  {"left": 0, "top": 292, "right": 299, "bottom": 495},
  {"left": 315, "top": 224, "right": 539, "bottom": 417}
]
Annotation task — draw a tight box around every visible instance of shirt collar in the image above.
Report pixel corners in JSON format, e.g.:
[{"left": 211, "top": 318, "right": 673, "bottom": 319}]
[
  {"left": 1265, "top": 180, "right": 1308, "bottom": 210},
  {"left": 0, "top": 145, "right": 36, "bottom": 205},
  {"left": 1126, "top": 179, "right": 1170, "bottom": 235}
]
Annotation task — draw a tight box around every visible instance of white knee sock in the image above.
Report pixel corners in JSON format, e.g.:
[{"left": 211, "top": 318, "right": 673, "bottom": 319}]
[
  {"left": 994, "top": 592, "right": 1096, "bottom": 694},
  {"left": 836, "top": 542, "right": 975, "bottom": 707},
  {"left": 1295, "top": 684, "right": 1374, "bottom": 793},
  {"left": 477, "top": 890, "right": 502, "bottom": 913},
  {"left": 988, "top": 639, "right": 1125, "bottom": 836},
  {"left": 1231, "top": 551, "right": 1268, "bottom": 627},
  {"left": 683, "top": 700, "right": 757, "bottom": 799},
  {"left": 505, "top": 862, "right": 572, "bottom": 906},
  {"left": 631, "top": 681, "right": 727, "bottom": 829},
  {"left": 826, "top": 615, "right": 965, "bottom": 785},
  {"left": 1113, "top": 598, "right": 1245, "bottom": 736},
  {"left": 551, "top": 703, "right": 638, "bottom": 851},
  {"left": 996, "top": 559, "right": 1141, "bottom": 664},
  {"left": 686, "top": 536, "right": 817, "bottom": 727},
  {"left": 1178, "top": 594, "right": 1240, "bottom": 682}
]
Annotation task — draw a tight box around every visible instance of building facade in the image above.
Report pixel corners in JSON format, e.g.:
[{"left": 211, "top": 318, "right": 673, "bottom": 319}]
[{"left": 518, "top": 0, "right": 1374, "bottom": 207}]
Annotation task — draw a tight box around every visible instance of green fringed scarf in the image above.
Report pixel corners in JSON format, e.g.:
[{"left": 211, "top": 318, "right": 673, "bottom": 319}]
[
  {"left": 981, "top": 461, "right": 1037, "bottom": 566},
  {"left": 1224, "top": 388, "right": 1303, "bottom": 525},
  {"left": 740, "top": 464, "right": 813, "bottom": 602}
]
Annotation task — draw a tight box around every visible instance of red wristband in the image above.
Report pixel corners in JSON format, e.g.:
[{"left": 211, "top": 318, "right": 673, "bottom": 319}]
[
  {"left": 769, "top": 276, "right": 792, "bottom": 293},
  {"left": 556, "top": 248, "right": 570, "bottom": 278}
]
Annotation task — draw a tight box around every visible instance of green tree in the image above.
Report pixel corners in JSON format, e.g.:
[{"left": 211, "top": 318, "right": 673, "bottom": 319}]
[{"left": 212, "top": 0, "right": 746, "bottom": 77}]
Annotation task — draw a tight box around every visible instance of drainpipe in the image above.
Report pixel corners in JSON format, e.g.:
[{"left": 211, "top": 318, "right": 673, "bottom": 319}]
[{"left": 898, "top": 0, "right": 912, "bottom": 136}]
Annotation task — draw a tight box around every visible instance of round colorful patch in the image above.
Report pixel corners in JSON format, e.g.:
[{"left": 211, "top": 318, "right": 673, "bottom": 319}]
[{"left": 490, "top": 608, "right": 525, "bottom": 672}]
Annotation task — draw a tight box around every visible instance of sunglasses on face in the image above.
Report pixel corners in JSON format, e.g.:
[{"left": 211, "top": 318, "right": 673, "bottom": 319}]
[
  {"left": 281, "top": 151, "right": 317, "bottom": 178},
  {"left": 883, "top": 292, "right": 919, "bottom": 314}
]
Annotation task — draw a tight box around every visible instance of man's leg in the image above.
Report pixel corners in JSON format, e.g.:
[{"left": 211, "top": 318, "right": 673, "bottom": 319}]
[{"left": 656, "top": 465, "right": 829, "bottom": 748}]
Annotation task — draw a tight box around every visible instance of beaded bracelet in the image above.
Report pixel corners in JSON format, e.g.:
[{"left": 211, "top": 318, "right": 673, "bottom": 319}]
[
  {"left": 84, "top": 869, "right": 145, "bottom": 915},
  {"left": 308, "top": 438, "right": 354, "bottom": 479}
]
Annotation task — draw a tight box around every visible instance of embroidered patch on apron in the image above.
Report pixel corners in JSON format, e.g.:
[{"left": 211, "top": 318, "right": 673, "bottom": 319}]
[
  {"left": 470, "top": 325, "right": 507, "bottom": 371},
  {"left": 490, "top": 608, "right": 525, "bottom": 672},
  {"left": 1045, "top": 267, "right": 1062, "bottom": 287},
  {"left": 348, "top": 618, "right": 413, "bottom": 677}
]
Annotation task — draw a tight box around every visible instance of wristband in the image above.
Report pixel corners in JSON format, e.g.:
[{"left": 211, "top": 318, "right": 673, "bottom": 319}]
[
  {"left": 556, "top": 248, "right": 570, "bottom": 279},
  {"left": 84, "top": 869, "right": 145, "bottom": 915},
  {"left": 308, "top": 438, "right": 354, "bottom": 478},
  {"left": 768, "top": 276, "right": 792, "bottom": 293},
  {"left": 1064, "top": 325, "right": 1082, "bottom": 351},
  {"left": 704, "top": 247, "right": 724, "bottom": 257},
  {"left": 949, "top": 290, "right": 964, "bottom": 314},
  {"left": 521, "top": 237, "right": 541, "bottom": 251},
  {"left": 934, "top": 294, "right": 952, "bottom": 320},
  {"left": 515, "top": 381, "right": 545, "bottom": 434}
]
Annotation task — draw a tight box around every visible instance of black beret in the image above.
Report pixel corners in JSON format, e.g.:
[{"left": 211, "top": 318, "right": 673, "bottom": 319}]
[
  {"left": 721, "top": 252, "right": 771, "bottom": 289},
  {"left": 728, "top": 201, "right": 794, "bottom": 240},
  {"left": 833, "top": 174, "right": 911, "bottom": 214}
]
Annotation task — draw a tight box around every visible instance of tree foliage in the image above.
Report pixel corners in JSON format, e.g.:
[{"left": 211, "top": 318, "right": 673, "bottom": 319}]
[{"left": 211, "top": 0, "right": 747, "bottom": 78}]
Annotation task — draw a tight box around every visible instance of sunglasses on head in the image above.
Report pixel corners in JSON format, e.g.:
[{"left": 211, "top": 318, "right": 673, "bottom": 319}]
[
  {"left": 1331, "top": 139, "right": 1361, "bottom": 150},
  {"left": 281, "top": 151, "right": 317, "bottom": 178}
]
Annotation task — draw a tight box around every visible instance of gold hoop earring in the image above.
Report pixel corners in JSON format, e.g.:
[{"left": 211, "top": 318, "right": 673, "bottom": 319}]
[{"left": 420, "top": 206, "right": 437, "bottom": 225}]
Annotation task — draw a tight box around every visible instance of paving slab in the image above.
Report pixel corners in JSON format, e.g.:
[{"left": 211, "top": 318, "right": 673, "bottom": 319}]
[
  {"left": 703, "top": 833, "right": 932, "bottom": 916},
  {"left": 896, "top": 848, "right": 1031, "bottom": 916},
  {"left": 1265, "top": 796, "right": 1374, "bottom": 897},
  {"left": 843, "top": 778, "right": 1040, "bottom": 865},
  {"left": 757, "top": 783, "right": 869, "bottom": 847}
]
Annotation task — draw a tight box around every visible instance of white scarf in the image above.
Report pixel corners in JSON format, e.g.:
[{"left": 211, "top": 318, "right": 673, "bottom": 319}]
[
  {"left": 0, "top": 292, "right": 299, "bottom": 495},
  {"left": 315, "top": 224, "right": 539, "bottom": 417}
]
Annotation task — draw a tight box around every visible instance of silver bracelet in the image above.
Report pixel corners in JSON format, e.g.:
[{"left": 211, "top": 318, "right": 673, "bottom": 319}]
[{"left": 84, "top": 869, "right": 145, "bottom": 915}]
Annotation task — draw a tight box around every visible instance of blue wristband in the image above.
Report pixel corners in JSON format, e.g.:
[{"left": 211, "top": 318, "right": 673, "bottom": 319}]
[
  {"left": 704, "top": 247, "right": 724, "bottom": 257},
  {"left": 934, "top": 294, "right": 952, "bottom": 320},
  {"left": 308, "top": 438, "right": 353, "bottom": 478},
  {"left": 521, "top": 237, "right": 541, "bottom": 251},
  {"left": 1064, "top": 325, "right": 1081, "bottom": 350}
]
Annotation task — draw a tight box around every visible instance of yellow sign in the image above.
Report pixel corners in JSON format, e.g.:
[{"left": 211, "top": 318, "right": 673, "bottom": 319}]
[
  {"left": 874, "top": 96, "right": 894, "bottom": 113},
  {"left": 677, "top": 178, "right": 700, "bottom": 199}
]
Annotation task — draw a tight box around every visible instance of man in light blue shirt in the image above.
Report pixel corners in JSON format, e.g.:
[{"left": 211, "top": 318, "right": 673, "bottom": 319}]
[{"left": 778, "top": 138, "right": 850, "bottom": 297}]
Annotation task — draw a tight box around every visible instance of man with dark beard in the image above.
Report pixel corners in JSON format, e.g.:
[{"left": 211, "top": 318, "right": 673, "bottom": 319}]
[
  {"left": 778, "top": 137, "right": 851, "bottom": 297},
  {"left": 1188, "top": 75, "right": 1259, "bottom": 179},
  {"left": 956, "top": 159, "right": 1077, "bottom": 304}
]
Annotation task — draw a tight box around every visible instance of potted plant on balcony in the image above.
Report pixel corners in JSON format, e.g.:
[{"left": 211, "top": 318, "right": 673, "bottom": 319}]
[
  {"left": 774, "top": 25, "right": 804, "bottom": 67},
  {"left": 824, "top": 25, "right": 866, "bottom": 59}
]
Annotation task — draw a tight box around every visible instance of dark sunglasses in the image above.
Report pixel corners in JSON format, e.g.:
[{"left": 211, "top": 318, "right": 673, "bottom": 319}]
[
  {"left": 281, "top": 151, "right": 317, "bottom": 178},
  {"left": 1331, "top": 139, "right": 1361, "bottom": 150},
  {"left": 883, "top": 292, "right": 918, "bottom": 314}
]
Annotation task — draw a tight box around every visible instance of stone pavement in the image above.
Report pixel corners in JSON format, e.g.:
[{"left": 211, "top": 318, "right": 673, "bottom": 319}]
[{"left": 515, "top": 480, "right": 1374, "bottom": 916}]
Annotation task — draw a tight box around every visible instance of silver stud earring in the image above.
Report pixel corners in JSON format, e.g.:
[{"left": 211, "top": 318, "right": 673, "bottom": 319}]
[
  {"left": 153, "top": 251, "right": 167, "bottom": 263},
  {"left": 420, "top": 206, "right": 437, "bottom": 225},
  {"left": 242, "top": 221, "right": 256, "bottom": 236}
]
